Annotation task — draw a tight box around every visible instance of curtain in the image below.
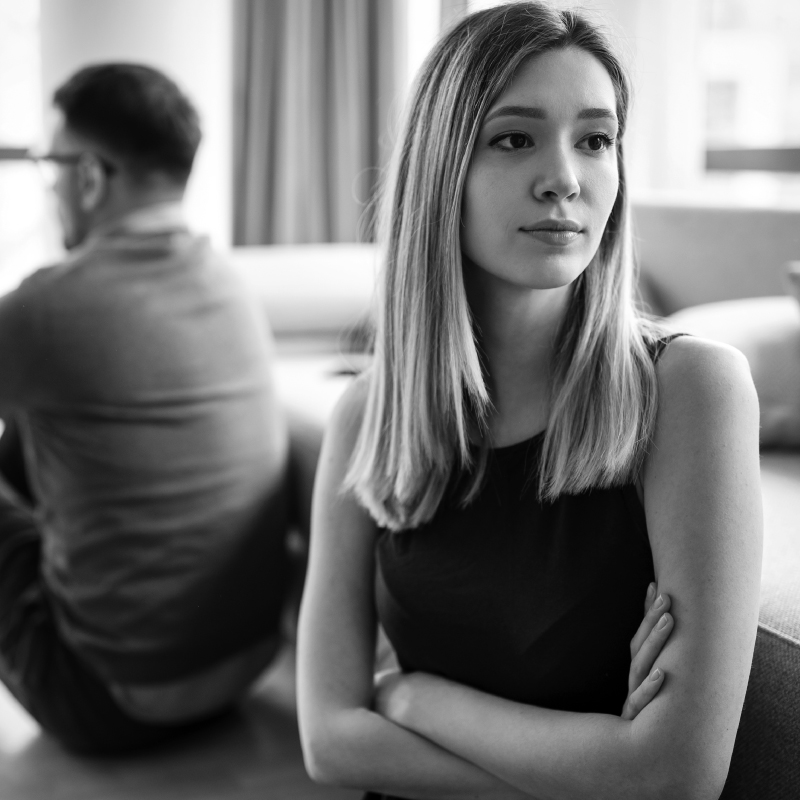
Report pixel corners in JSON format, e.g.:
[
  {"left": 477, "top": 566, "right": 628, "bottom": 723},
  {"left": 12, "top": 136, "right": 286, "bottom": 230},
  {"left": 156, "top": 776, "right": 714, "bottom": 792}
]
[{"left": 233, "top": 0, "right": 400, "bottom": 245}]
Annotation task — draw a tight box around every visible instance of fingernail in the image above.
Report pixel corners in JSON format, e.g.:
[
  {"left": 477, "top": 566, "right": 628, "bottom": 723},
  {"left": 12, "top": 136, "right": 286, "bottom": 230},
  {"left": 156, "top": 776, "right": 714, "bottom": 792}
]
[
  {"left": 650, "top": 667, "right": 662, "bottom": 681},
  {"left": 653, "top": 594, "right": 664, "bottom": 610},
  {"left": 647, "top": 583, "right": 655, "bottom": 599},
  {"left": 657, "top": 613, "right": 669, "bottom": 630}
]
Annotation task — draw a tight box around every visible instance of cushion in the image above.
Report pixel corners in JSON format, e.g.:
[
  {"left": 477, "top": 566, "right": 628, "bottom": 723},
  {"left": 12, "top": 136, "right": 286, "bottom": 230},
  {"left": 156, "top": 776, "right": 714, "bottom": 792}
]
[
  {"left": 721, "top": 450, "right": 800, "bottom": 797},
  {"left": 228, "top": 244, "right": 377, "bottom": 339},
  {"left": 667, "top": 297, "right": 800, "bottom": 448},
  {"left": 721, "top": 624, "right": 800, "bottom": 799},
  {"left": 788, "top": 261, "right": 800, "bottom": 306}
]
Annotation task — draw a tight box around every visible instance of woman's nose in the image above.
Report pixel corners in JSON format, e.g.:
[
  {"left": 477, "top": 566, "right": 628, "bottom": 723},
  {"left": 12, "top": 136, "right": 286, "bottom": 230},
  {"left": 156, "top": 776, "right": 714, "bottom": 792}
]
[{"left": 531, "top": 146, "right": 580, "bottom": 202}]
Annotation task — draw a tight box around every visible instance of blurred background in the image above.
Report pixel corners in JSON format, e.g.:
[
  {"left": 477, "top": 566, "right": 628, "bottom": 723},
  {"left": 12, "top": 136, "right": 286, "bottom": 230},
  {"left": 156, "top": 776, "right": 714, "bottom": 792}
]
[
  {"left": 1, "top": 0, "right": 799, "bottom": 294},
  {"left": 0, "top": 4, "right": 798, "bottom": 795}
]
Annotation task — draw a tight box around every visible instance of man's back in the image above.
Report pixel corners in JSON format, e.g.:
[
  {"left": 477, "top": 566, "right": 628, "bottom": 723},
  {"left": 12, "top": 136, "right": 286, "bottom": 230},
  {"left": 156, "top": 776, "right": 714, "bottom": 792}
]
[
  {"left": 0, "top": 61, "right": 291, "bottom": 754},
  {"left": 2, "top": 218, "right": 289, "bottom": 685}
]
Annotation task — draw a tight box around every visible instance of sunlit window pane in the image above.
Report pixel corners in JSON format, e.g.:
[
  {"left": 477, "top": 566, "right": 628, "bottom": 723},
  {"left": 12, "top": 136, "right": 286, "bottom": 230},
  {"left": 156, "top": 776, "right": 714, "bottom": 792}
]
[
  {"left": 701, "top": 0, "right": 800, "bottom": 205},
  {"left": 0, "top": 0, "right": 60, "bottom": 295}
]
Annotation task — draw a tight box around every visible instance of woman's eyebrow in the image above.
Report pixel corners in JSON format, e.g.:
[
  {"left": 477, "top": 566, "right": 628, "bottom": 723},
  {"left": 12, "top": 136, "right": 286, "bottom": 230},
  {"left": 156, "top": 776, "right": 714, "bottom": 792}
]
[
  {"left": 483, "top": 105, "right": 618, "bottom": 123},
  {"left": 577, "top": 107, "right": 618, "bottom": 121}
]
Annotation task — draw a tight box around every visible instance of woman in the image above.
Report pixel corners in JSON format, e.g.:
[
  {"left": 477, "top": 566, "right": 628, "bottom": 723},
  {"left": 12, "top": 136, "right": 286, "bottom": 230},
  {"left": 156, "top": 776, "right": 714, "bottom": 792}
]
[{"left": 298, "top": 4, "right": 762, "bottom": 799}]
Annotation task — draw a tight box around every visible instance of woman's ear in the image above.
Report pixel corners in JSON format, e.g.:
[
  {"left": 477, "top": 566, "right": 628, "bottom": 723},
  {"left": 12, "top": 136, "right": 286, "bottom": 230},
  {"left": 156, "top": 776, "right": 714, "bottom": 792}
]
[{"left": 76, "top": 153, "right": 108, "bottom": 212}]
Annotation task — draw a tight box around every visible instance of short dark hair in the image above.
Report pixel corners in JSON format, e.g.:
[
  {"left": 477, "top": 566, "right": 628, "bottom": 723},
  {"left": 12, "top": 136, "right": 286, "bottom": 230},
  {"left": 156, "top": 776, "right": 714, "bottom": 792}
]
[{"left": 53, "top": 63, "right": 201, "bottom": 185}]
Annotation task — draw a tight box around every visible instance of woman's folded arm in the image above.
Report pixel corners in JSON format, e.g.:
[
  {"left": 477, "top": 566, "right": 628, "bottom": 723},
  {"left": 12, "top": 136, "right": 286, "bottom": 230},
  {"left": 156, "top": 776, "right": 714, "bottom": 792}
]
[
  {"left": 301, "top": 704, "right": 534, "bottom": 799},
  {"left": 297, "top": 378, "right": 534, "bottom": 799},
  {"left": 372, "top": 338, "right": 763, "bottom": 800}
]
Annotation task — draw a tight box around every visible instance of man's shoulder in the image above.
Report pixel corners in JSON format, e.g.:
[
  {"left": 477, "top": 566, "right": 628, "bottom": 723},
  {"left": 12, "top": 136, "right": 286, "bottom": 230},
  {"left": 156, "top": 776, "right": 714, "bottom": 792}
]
[
  {"left": 13, "top": 236, "right": 125, "bottom": 291},
  {"left": 2, "top": 244, "right": 110, "bottom": 318},
  {"left": 26, "top": 232, "right": 218, "bottom": 296},
  {"left": 2, "top": 258, "right": 70, "bottom": 309},
  {"left": 2, "top": 233, "right": 252, "bottom": 329}
]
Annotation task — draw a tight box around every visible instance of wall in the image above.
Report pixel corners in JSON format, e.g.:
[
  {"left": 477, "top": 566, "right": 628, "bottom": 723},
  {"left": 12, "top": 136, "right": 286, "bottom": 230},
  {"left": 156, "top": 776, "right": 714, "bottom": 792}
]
[{"left": 39, "top": 0, "right": 234, "bottom": 247}]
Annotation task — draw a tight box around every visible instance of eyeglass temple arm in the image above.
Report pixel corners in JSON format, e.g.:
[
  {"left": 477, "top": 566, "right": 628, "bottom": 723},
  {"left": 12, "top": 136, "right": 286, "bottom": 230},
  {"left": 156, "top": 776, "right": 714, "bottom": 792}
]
[{"left": 0, "top": 146, "right": 36, "bottom": 161}]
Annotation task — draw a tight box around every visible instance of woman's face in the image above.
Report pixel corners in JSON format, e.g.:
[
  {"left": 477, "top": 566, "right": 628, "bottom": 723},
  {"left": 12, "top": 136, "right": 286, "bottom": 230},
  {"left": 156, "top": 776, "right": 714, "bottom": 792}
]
[{"left": 461, "top": 46, "right": 620, "bottom": 292}]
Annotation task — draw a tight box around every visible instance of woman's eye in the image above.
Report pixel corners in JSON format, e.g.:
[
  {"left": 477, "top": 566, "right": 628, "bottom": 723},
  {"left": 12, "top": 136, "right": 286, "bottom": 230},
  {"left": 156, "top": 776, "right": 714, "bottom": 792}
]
[
  {"left": 581, "top": 133, "right": 615, "bottom": 152},
  {"left": 492, "top": 132, "right": 531, "bottom": 150}
]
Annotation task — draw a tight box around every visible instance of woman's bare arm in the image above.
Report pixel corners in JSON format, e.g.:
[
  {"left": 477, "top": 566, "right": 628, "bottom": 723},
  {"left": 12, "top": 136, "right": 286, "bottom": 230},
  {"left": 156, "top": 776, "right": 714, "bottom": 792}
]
[
  {"left": 296, "top": 376, "right": 532, "bottom": 799},
  {"left": 372, "top": 338, "right": 762, "bottom": 800}
]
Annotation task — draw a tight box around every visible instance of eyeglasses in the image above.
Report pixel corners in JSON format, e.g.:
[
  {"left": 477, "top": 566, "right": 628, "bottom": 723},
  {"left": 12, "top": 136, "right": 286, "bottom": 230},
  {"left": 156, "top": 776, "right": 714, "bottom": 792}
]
[
  {"left": 36, "top": 151, "right": 118, "bottom": 186},
  {"left": 0, "top": 147, "right": 117, "bottom": 186}
]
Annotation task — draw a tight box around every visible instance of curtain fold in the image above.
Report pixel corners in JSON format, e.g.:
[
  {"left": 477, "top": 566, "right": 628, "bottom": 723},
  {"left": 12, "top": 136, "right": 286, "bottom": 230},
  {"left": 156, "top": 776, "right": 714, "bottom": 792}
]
[{"left": 234, "top": 0, "right": 400, "bottom": 245}]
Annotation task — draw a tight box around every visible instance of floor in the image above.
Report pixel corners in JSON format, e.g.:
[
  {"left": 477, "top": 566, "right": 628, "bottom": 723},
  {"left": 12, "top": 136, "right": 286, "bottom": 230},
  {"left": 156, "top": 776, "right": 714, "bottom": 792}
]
[{"left": 0, "top": 646, "right": 358, "bottom": 800}]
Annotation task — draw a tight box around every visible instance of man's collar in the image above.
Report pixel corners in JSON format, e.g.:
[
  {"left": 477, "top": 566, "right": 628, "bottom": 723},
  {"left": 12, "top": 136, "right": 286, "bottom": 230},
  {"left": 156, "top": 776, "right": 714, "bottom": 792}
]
[{"left": 84, "top": 202, "right": 188, "bottom": 245}]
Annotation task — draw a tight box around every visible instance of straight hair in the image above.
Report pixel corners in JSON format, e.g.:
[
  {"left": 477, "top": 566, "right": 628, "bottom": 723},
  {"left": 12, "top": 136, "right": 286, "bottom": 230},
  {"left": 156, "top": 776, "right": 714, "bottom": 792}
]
[{"left": 346, "top": 2, "right": 667, "bottom": 531}]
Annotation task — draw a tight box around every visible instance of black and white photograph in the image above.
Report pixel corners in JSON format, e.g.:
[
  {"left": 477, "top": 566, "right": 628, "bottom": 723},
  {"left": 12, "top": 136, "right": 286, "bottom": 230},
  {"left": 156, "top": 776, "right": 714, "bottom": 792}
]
[{"left": 0, "top": 1, "right": 798, "bottom": 798}]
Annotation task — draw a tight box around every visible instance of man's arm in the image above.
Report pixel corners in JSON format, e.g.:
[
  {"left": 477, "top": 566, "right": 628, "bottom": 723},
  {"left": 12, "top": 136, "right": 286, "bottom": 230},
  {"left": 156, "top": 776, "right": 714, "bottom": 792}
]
[
  {"left": 0, "top": 280, "right": 41, "bottom": 416},
  {"left": 0, "top": 418, "right": 32, "bottom": 501}
]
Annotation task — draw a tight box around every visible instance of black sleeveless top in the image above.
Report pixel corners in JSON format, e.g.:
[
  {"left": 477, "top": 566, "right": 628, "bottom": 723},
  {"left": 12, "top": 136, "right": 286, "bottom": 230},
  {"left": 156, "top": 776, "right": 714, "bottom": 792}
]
[
  {"left": 375, "top": 435, "right": 653, "bottom": 713},
  {"left": 366, "top": 337, "right": 678, "bottom": 800}
]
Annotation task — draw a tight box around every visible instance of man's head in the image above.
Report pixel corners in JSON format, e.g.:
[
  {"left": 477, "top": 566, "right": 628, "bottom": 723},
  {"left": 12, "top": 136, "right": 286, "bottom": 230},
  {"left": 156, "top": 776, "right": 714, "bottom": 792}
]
[{"left": 49, "top": 63, "right": 201, "bottom": 249}]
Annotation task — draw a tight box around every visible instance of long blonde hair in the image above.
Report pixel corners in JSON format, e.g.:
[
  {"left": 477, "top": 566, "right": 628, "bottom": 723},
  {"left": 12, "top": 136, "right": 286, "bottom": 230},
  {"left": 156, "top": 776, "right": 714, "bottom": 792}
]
[{"left": 346, "top": 2, "right": 666, "bottom": 531}]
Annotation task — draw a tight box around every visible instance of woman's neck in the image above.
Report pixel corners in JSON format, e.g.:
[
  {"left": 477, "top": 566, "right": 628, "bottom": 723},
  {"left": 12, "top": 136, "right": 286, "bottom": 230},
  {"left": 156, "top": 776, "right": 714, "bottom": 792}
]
[{"left": 464, "top": 263, "right": 572, "bottom": 445}]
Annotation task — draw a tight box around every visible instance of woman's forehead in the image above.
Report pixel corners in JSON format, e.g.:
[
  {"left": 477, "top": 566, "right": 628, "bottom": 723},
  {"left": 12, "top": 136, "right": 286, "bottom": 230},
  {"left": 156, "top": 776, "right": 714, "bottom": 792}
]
[{"left": 485, "top": 47, "right": 618, "bottom": 122}]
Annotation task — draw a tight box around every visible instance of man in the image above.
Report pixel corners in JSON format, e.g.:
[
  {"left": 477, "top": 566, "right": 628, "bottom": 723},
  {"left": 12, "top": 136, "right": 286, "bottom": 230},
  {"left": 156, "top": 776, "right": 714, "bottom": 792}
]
[{"left": 0, "top": 64, "right": 290, "bottom": 753}]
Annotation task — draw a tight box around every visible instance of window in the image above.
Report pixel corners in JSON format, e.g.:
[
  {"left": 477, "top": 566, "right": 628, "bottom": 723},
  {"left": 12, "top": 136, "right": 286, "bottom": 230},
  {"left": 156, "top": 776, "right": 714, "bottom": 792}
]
[
  {"left": 406, "top": 0, "right": 800, "bottom": 208},
  {"left": 705, "top": 80, "right": 738, "bottom": 145},
  {"left": 698, "top": 0, "right": 800, "bottom": 205},
  {"left": 0, "top": 0, "right": 59, "bottom": 295}
]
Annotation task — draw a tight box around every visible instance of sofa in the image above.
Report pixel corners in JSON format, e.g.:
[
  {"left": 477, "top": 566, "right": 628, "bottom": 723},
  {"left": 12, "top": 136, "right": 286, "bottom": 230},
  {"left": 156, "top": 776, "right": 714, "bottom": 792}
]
[
  {"left": 633, "top": 202, "right": 800, "bottom": 798},
  {"left": 229, "top": 201, "right": 800, "bottom": 798}
]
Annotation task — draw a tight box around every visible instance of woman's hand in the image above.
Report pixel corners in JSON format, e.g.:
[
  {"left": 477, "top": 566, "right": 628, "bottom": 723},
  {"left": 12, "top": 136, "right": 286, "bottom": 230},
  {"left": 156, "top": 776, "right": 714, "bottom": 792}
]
[
  {"left": 373, "top": 583, "right": 675, "bottom": 728},
  {"left": 621, "top": 582, "right": 673, "bottom": 720}
]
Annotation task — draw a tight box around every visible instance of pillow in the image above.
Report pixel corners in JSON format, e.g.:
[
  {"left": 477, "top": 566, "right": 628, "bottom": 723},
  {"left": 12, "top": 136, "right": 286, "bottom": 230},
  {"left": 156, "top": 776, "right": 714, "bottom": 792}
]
[
  {"left": 666, "top": 296, "right": 800, "bottom": 448},
  {"left": 788, "top": 261, "right": 800, "bottom": 307}
]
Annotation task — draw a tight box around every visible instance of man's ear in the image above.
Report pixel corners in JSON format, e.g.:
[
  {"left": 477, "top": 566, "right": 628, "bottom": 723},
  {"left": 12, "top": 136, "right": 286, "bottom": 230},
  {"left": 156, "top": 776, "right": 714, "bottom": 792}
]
[{"left": 76, "top": 154, "right": 108, "bottom": 212}]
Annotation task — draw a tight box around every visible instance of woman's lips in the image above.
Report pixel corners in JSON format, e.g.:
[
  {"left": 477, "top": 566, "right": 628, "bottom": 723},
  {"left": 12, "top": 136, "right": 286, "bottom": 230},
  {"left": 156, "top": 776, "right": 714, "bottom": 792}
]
[
  {"left": 520, "top": 228, "right": 582, "bottom": 246},
  {"left": 519, "top": 219, "right": 583, "bottom": 246}
]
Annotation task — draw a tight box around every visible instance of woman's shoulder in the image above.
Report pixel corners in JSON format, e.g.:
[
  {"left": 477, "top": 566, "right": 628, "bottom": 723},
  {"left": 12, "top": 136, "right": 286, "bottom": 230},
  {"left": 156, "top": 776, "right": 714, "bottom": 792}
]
[
  {"left": 656, "top": 334, "right": 753, "bottom": 393},
  {"left": 326, "top": 369, "right": 372, "bottom": 448},
  {"left": 652, "top": 334, "right": 759, "bottom": 443}
]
